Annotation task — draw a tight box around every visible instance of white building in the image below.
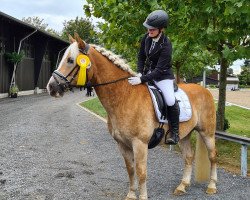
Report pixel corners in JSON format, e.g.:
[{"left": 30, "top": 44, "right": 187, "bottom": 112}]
[{"left": 226, "top": 77, "right": 239, "bottom": 90}]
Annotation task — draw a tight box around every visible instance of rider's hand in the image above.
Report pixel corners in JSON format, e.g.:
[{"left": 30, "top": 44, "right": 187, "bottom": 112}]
[
  {"left": 128, "top": 77, "right": 142, "bottom": 85},
  {"left": 136, "top": 73, "right": 142, "bottom": 77}
]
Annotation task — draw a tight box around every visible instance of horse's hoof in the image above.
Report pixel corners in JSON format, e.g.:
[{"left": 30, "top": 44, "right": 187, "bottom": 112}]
[
  {"left": 173, "top": 188, "right": 186, "bottom": 196},
  {"left": 125, "top": 198, "right": 137, "bottom": 200},
  {"left": 206, "top": 187, "right": 217, "bottom": 194},
  {"left": 125, "top": 194, "right": 137, "bottom": 200}
]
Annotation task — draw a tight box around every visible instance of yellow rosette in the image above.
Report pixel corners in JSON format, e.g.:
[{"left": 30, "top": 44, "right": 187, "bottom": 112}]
[{"left": 76, "top": 55, "right": 91, "bottom": 86}]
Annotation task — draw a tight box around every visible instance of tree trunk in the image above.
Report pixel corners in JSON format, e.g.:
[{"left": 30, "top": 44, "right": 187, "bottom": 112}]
[{"left": 216, "top": 57, "right": 228, "bottom": 131}]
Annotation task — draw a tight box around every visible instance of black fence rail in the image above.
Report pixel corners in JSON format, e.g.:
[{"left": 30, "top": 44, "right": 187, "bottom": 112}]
[{"left": 216, "top": 130, "right": 250, "bottom": 177}]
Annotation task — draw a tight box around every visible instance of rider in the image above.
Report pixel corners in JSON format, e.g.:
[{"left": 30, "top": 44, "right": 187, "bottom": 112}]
[{"left": 128, "top": 10, "right": 179, "bottom": 145}]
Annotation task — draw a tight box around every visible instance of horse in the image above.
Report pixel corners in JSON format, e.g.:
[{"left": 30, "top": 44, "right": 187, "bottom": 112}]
[{"left": 47, "top": 33, "right": 217, "bottom": 200}]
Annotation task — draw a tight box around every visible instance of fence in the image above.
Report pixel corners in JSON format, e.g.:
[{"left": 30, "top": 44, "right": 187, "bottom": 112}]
[{"left": 215, "top": 131, "right": 250, "bottom": 177}]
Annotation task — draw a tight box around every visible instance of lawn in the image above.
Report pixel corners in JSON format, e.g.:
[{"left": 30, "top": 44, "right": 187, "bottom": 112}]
[{"left": 80, "top": 97, "right": 250, "bottom": 175}]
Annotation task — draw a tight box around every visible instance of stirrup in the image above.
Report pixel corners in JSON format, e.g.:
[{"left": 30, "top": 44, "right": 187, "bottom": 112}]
[
  {"left": 165, "top": 137, "right": 179, "bottom": 145},
  {"left": 165, "top": 130, "right": 179, "bottom": 145}
]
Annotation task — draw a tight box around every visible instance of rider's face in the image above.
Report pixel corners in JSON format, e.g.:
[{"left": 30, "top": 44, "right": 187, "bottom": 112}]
[{"left": 148, "top": 28, "right": 160, "bottom": 37}]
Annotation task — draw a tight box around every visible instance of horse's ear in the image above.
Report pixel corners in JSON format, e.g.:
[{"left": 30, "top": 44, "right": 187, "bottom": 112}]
[
  {"left": 74, "top": 32, "right": 86, "bottom": 50},
  {"left": 68, "top": 34, "right": 75, "bottom": 43}
]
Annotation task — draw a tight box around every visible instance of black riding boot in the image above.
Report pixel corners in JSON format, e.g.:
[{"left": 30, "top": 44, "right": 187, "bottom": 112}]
[{"left": 165, "top": 101, "right": 180, "bottom": 145}]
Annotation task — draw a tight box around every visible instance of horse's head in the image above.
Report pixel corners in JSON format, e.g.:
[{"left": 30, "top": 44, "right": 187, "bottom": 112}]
[{"left": 47, "top": 33, "right": 91, "bottom": 97}]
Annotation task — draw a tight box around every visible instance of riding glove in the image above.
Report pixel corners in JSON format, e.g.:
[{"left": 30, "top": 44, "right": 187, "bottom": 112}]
[
  {"left": 136, "top": 73, "right": 142, "bottom": 77},
  {"left": 128, "top": 77, "right": 141, "bottom": 85}
]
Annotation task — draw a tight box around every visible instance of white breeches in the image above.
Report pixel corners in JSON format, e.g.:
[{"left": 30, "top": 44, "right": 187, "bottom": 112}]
[{"left": 154, "top": 79, "right": 175, "bottom": 106}]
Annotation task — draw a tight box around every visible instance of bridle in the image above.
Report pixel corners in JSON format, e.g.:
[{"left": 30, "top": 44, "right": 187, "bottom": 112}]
[
  {"left": 52, "top": 43, "right": 91, "bottom": 92},
  {"left": 52, "top": 42, "right": 132, "bottom": 92}
]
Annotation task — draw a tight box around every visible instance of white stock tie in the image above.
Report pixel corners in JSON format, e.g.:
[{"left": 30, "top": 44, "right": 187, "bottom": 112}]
[{"left": 149, "top": 41, "right": 155, "bottom": 54}]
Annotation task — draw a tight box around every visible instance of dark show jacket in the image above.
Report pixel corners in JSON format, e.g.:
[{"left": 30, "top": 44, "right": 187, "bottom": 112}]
[{"left": 137, "top": 33, "right": 175, "bottom": 83}]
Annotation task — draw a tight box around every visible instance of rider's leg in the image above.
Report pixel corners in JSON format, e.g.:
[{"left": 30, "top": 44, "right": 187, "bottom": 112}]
[{"left": 154, "top": 79, "right": 180, "bottom": 145}]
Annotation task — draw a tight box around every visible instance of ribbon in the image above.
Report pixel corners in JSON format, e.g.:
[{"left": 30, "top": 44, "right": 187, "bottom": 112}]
[{"left": 76, "top": 55, "right": 91, "bottom": 86}]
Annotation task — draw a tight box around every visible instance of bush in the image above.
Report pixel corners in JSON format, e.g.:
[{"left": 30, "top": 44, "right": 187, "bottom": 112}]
[
  {"left": 224, "top": 118, "right": 230, "bottom": 131},
  {"left": 208, "top": 84, "right": 217, "bottom": 88}
]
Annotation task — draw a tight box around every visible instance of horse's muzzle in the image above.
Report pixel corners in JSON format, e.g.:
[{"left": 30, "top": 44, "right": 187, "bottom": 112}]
[{"left": 46, "top": 76, "right": 65, "bottom": 97}]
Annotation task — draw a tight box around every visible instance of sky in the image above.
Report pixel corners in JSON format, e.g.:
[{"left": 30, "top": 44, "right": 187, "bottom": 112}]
[{"left": 0, "top": 0, "right": 89, "bottom": 32}]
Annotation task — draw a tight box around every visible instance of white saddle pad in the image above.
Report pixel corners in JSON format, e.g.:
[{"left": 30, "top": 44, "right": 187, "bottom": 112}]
[{"left": 148, "top": 86, "right": 192, "bottom": 123}]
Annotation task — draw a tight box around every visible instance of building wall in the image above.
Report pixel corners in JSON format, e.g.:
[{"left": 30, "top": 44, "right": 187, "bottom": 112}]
[
  {"left": 38, "top": 60, "right": 51, "bottom": 89},
  {"left": 16, "top": 58, "right": 34, "bottom": 91},
  {"left": 0, "top": 12, "right": 68, "bottom": 93}
]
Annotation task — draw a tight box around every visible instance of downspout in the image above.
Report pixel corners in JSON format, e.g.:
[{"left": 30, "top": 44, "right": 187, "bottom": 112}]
[
  {"left": 10, "top": 29, "right": 38, "bottom": 86},
  {"left": 55, "top": 46, "right": 67, "bottom": 69}
]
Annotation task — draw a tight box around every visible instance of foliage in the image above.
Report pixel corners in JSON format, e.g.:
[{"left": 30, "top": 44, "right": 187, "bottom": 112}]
[
  {"left": 238, "top": 59, "right": 250, "bottom": 85},
  {"left": 224, "top": 118, "right": 230, "bottom": 131},
  {"left": 5, "top": 51, "right": 24, "bottom": 64},
  {"left": 84, "top": 0, "right": 250, "bottom": 130},
  {"left": 61, "top": 17, "right": 98, "bottom": 44},
  {"left": 22, "top": 16, "right": 48, "bottom": 30},
  {"left": 9, "top": 85, "right": 19, "bottom": 94},
  {"left": 46, "top": 28, "right": 61, "bottom": 37},
  {"left": 227, "top": 68, "right": 234, "bottom": 76}
]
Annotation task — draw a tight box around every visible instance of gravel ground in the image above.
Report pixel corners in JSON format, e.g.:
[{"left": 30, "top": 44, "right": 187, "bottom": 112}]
[
  {"left": 0, "top": 91, "right": 249, "bottom": 200},
  {"left": 208, "top": 89, "right": 250, "bottom": 109}
]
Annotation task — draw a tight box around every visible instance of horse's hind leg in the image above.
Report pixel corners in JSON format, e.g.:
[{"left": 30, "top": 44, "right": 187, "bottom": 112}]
[
  {"left": 117, "top": 143, "right": 137, "bottom": 200},
  {"left": 174, "top": 134, "right": 194, "bottom": 195}
]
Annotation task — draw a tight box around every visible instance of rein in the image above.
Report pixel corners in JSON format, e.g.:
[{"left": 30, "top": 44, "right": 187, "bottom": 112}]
[{"left": 88, "top": 75, "right": 131, "bottom": 88}]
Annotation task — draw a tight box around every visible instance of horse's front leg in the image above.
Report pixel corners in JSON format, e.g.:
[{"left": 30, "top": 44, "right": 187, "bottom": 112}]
[
  {"left": 117, "top": 142, "right": 137, "bottom": 200},
  {"left": 133, "top": 140, "right": 148, "bottom": 200}
]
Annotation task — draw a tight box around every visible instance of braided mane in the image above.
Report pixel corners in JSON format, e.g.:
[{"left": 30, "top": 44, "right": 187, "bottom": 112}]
[{"left": 92, "top": 45, "right": 136, "bottom": 76}]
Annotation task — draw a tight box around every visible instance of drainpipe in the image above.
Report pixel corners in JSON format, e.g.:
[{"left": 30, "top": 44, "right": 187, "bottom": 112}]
[
  {"left": 203, "top": 68, "right": 206, "bottom": 88},
  {"left": 55, "top": 46, "right": 68, "bottom": 69},
  {"left": 10, "top": 29, "right": 38, "bottom": 86}
]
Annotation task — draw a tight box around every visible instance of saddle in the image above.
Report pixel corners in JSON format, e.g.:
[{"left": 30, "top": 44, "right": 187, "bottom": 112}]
[
  {"left": 147, "top": 81, "right": 178, "bottom": 123},
  {"left": 147, "top": 81, "right": 192, "bottom": 149}
]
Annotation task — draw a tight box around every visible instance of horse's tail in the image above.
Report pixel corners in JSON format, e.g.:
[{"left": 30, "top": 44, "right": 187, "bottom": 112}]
[{"left": 194, "top": 133, "right": 210, "bottom": 182}]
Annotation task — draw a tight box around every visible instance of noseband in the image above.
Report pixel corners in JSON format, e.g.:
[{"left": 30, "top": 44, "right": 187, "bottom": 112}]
[{"left": 52, "top": 43, "right": 90, "bottom": 92}]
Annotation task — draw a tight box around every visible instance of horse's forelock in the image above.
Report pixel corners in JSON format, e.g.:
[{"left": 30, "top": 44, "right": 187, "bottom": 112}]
[{"left": 58, "top": 42, "right": 79, "bottom": 69}]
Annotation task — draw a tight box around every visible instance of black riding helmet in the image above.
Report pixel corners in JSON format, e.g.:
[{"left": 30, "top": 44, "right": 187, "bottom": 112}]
[{"left": 143, "top": 10, "right": 169, "bottom": 29}]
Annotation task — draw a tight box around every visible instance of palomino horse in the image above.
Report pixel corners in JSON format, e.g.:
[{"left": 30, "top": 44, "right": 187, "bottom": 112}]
[{"left": 47, "top": 33, "right": 217, "bottom": 200}]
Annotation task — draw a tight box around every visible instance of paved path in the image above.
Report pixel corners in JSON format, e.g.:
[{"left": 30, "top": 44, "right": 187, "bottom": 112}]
[
  {"left": 0, "top": 91, "right": 249, "bottom": 200},
  {"left": 209, "top": 89, "right": 250, "bottom": 109}
]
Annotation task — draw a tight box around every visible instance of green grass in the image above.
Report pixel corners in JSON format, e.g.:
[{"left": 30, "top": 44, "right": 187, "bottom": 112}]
[
  {"left": 225, "top": 105, "right": 250, "bottom": 137},
  {"left": 80, "top": 97, "right": 250, "bottom": 175},
  {"left": 80, "top": 98, "right": 107, "bottom": 118}
]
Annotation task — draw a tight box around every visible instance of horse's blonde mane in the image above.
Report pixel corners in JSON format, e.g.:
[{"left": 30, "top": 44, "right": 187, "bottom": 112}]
[{"left": 91, "top": 45, "right": 136, "bottom": 76}]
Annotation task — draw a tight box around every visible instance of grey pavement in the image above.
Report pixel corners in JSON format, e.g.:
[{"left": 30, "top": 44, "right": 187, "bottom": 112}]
[{"left": 0, "top": 91, "right": 249, "bottom": 200}]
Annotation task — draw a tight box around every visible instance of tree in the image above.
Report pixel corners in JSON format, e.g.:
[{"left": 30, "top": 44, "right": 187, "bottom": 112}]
[
  {"left": 227, "top": 68, "right": 234, "bottom": 76},
  {"left": 22, "top": 16, "right": 48, "bottom": 30},
  {"left": 238, "top": 59, "right": 250, "bottom": 85},
  {"left": 84, "top": 0, "right": 250, "bottom": 130},
  {"left": 22, "top": 16, "right": 60, "bottom": 36},
  {"left": 61, "top": 17, "right": 98, "bottom": 44}
]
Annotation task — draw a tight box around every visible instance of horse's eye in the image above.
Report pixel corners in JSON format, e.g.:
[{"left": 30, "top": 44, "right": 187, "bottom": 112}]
[{"left": 67, "top": 57, "right": 74, "bottom": 64}]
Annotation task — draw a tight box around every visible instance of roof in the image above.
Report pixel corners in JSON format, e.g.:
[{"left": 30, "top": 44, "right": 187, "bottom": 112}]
[{"left": 0, "top": 11, "right": 69, "bottom": 44}]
